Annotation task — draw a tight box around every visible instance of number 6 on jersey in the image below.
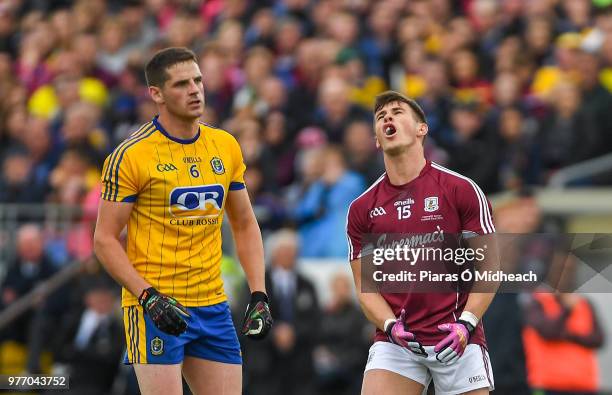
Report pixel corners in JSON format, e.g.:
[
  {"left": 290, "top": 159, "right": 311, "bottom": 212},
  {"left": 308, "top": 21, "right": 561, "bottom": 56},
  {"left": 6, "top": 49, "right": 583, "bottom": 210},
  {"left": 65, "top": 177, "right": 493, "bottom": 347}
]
[{"left": 190, "top": 164, "right": 200, "bottom": 178}]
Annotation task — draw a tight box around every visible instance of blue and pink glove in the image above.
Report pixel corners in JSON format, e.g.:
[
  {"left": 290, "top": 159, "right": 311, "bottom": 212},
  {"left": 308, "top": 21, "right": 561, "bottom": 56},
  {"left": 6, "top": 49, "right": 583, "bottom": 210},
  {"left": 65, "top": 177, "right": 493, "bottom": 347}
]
[
  {"left": 434, "top": 319, "right": 475, "bottom": 364},
  {"left": 384, "top": 309, "right": 427, "bottom": 357}
]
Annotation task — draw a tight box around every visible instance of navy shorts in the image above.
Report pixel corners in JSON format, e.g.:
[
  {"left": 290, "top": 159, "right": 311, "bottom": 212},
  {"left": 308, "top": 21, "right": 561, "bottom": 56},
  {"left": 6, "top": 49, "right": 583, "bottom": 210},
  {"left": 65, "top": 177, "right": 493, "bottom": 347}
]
[{"left": 123, "top": 301, "right": 242, "bottom": 365}]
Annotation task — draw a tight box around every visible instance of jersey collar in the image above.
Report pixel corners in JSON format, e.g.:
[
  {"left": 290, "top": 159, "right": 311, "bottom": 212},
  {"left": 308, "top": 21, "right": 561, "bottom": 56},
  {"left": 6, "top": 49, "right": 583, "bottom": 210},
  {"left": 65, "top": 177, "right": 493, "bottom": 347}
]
[
  {"left": 385, "top": 160, "right": 432, "bottom": 189},
  {"left": 153, "top": 115, "right": 201, "bottom": 144}
]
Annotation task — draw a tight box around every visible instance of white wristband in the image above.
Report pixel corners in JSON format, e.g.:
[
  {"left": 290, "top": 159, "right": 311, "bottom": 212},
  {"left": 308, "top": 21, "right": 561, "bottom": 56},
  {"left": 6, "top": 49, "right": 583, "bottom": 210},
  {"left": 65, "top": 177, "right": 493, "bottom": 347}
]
[
  {"left": 383, "top": 318, "right": 397, "bottom": 333},
  {"left": 459, "top": 311, "right": 479, "bottom": 328}
]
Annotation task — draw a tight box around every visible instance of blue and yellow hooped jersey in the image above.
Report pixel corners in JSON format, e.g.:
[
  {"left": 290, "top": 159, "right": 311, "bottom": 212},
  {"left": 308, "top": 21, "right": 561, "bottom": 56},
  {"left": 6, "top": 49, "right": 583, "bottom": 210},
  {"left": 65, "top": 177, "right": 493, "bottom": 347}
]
[{"left": 100, "top": 116, "right": 246, "bottom": 307}]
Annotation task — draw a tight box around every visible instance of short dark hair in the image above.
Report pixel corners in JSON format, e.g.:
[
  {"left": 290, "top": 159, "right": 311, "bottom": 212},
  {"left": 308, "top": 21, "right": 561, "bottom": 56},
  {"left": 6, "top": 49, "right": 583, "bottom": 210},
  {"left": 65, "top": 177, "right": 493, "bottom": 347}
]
[
  {"left": 145, "top": 47, "right": 198, "bottom": 87},
  {"left": 374, "top": 91, "right": 427, "bottom": 124}
]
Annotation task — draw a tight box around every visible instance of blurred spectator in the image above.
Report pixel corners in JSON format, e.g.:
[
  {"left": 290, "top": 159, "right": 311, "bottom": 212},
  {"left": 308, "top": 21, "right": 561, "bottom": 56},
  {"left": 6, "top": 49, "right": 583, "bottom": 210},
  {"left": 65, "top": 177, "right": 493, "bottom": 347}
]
[
  {"left": 28, "top": 71, "right": 109, "bottom": 121},
  {"left": 560, "top": 0, "right": 593, "bottom": 32},
  {"left": 496, "top": 107, "right": 538, "bottom": 190},
  {"left": 235, "top": 117, "right": 265, "bottom": 166},
  {"left": 536, "top": 81, "right": 599, "bottom": 182},
  {"left": 315, "top": 76, "right": 369, "bottom": 143},
  {"left": 338, "top": 48, "right": 387, "bottom": 111},
  {"left": 531, "top": 32, "right": 582, "bottom": 101},
  {"left": 450, "top": 49, "right": 493, "bottom": 105},
  {"left": 48, "top": 149, "right": 98, "bottom": 203},
  {"left": 97, "top": 18, "right": 131, "bottom": 76},
  {"left": 240, "top": 229, "right": 320, "bottom": 395},
  {"left": 56, "top": 101, "right": 108, "bottom": 167},
  {"left": 391, "top": 42, "right": 427, "bottom": 100},
  {"left": 72, "top": 32, "right": 117, "bottom": 87},
  {"left": 245, "top": 7, "right": 276, "bottom": 48},
  {"left": 522, "top": 287, "right": 605, "bottom": 394},
  {"left": 255, "top": 76, "right": 289, "bottom": 119},
  {"left": 576, "top": 48, "right": 612, "bottom": 157},
  {"left": 283, "top": 129, "right": 326, "bottom": 212},
  {"left": 285, "top": 39, "right": 326, "bottom": 129},
  {"left": 0, "top": 224, "right": 56, "bottom": 352},
  {"left": 199, "top": 44, "right": 233, "bottom": 121},
  {"left": 1, "top": 105, "right": 28, "bottom": 146},
  {"left": 525, "top": 16, "right": 555, "bottom": 67},
  {"left": 244, "top": 165, "right": 287, "bottom": 233},
  {"left": 416, "top": 58, "right": 454, "bottom": 147},
  {"left": 293, "top": 145, "right": 365, "bottom": 257},
  {"left": 50, "top": 276, "right": 123, "bottom": 395},
  {"left": 343, "top": 120, "right": 384, "bottom": 185},
  {"left": 358, "top": 2, "right": 398, "bottom": 79},
  {"left": 314, "top": 272, "right": 371, "bottom": 395},
  {"left": 446, "top": 100, "right": 499, "bottom": 192},
  {"left": 0, "top": 5, "right": 17, "bottom": 56},
  {"left": 0, "top": 147, "right": 46, "bottom": 203},
  {"left": 260, "top": 110, "right": 296, "bottom": 189},
  {"left": 325, "top": 11, "right": 359, "bottom": 51},
  {"left": 492, "top": 71, "right": 524, "bottom": 110},
  {"left": 233, "top": 46, "right": 274, "bottom": 117},
  {"left": 22, "top": 116, "right": 54, "bottom": 187}
]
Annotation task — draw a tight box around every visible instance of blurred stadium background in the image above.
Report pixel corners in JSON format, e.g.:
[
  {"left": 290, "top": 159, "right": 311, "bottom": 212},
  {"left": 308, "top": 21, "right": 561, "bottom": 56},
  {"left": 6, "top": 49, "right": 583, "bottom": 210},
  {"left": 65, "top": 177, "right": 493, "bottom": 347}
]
[{"left": 0, "top": 0, "right": 611, "bottom": 394}]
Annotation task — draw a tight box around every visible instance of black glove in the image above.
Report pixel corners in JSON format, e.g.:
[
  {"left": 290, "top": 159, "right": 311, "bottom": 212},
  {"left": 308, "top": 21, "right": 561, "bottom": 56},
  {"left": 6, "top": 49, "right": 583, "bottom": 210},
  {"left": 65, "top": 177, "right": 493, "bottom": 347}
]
[
  {"left": 138, "top": 287, "right": 190, "bottom": 336},
  {"left": 241, "top": 291, "right": 273, "bottom": 340}
]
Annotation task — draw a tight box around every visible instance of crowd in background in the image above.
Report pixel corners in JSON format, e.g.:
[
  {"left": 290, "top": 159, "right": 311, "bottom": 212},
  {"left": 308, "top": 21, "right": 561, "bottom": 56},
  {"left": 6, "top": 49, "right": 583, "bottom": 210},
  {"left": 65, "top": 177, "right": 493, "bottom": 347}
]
[{"left": 0, "top": 0, "right": 610, "bottom": 394}]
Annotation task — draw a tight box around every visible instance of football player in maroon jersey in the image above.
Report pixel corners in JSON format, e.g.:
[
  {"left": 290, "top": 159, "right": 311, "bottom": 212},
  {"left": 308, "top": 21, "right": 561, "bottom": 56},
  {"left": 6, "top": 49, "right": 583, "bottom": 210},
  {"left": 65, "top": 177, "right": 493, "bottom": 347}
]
[{"left": 347, "top": 91, "right": 499, "bottom": 395}]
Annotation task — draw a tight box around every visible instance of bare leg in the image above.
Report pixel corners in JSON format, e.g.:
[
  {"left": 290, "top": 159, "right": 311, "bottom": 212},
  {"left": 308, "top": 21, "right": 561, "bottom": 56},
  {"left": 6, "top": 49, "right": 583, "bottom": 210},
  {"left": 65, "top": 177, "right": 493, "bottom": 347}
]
[
  {"left": 182, "top": 356, "right": 242, "bottom": 395},
  {"left": 133, "top": 363, "right": 183, "bottom": 395},
  {"left": 362, "top": 369, "right": 425, "bottom": 395}
]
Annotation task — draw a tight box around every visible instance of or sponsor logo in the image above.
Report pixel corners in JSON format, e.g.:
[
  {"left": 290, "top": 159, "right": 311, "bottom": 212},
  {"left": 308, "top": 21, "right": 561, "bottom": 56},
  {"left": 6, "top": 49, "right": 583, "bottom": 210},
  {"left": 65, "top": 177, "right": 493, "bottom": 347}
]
[
  {"left": 468, "top": 375, "right": 486, "bottom": 384},
  {"left": 369, "top": 207, "right": 387, "bottom": 218},
  {"left": 421, "top": 214, "right": 444, "bottom": 222},
  {"left": 169, "top": 218, "right": 219, "bottom": 226},
  {"left": 394, "top": 198, "right": 415, "bottom": 206},
  {"left": 169, "top": 184, "right": 225, "bottom": 218},
  {"left": 183, "top": 156, "right": 202, "bottom": 164},
  {"left": 151, "top": 337, "right": 164, "bottom": 356},
  {"left": 371, "top": 225, "right": 446, "bottom": 251},
  {"left": 156, "top": 163, "right": 178, "bottom": 172},
  {"left": 424, "top": 196, "right": 439, "bottom": 212},
  {"left": 210, "top": 157, "right": 225, "bottom": 175}
]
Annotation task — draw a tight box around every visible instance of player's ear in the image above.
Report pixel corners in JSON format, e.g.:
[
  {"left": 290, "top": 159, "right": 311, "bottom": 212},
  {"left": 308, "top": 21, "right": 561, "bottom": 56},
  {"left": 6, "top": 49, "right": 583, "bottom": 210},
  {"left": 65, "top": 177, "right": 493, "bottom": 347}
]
[
  {"left": 149, "top": 86, "right": 165, "bottom": 105},
  {"left": 418, "top": 123, "right": 428, "bottom": 137}
]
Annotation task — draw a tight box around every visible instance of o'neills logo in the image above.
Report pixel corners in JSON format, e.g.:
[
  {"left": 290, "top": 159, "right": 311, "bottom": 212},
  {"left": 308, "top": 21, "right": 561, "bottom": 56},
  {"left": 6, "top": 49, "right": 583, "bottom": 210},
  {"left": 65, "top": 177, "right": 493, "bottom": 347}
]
[{"left": 375, "top": 226, "right": 445, "bottom": 250}]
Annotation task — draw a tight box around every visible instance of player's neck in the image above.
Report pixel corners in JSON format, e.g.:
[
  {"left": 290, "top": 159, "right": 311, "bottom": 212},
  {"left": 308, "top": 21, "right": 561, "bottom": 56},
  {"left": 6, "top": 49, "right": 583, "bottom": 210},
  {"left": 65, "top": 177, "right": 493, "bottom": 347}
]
[
  {"left": 384, "top": 149, "right": 426, "bottom": 186},
  {"left": 157, "top": 113, "right": 200, "bottom": 140}
]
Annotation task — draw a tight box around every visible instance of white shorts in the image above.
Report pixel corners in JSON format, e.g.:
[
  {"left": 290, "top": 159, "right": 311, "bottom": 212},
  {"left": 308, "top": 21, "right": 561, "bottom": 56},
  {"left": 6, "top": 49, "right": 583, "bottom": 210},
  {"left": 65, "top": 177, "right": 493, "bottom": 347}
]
[{"left": 365, "top": 341, "right": 494, "bottom": 395}]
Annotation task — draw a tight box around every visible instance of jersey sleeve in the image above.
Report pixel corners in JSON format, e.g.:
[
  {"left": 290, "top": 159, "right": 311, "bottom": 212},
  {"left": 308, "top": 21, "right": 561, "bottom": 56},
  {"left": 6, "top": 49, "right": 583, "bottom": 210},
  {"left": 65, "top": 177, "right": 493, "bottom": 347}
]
[
  {"left": 228, "top": 134, "right": 246, "bottom": 191},
  {"left": 455, "top": 178, "right": 495, "bottom": 235},
  {"left": 346, "top": 201, "right": 367, "bottom": 261},
  {"left": 100, "top": 147, "right": 140, "bottom": 202}
]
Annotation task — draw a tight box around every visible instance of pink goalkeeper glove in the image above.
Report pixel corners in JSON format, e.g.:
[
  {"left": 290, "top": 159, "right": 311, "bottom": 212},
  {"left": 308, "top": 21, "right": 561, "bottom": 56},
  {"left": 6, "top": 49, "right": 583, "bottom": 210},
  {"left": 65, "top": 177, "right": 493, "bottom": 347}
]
[
  {"left": 384, "top": 309, "right": 427, "bottom": 357},
  {"left": 434, "top": 320, "right": 473, "bottom": 364}
]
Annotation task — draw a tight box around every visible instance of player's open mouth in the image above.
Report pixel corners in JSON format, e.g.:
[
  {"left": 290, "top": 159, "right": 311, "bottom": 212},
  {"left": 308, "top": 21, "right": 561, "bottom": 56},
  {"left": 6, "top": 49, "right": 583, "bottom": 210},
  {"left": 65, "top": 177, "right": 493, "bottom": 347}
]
[{"left": 383, "top": 123, "right": 397, "bottom": 137}]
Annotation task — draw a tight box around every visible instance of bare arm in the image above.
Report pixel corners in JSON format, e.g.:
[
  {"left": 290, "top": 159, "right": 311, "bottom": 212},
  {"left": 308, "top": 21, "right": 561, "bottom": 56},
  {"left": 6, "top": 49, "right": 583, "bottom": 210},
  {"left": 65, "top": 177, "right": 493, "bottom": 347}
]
[
  {"left": 350, "top": 257, "right": 395, "bottom": 330},
  {"left": 225, "top": 188, "right": 266, "bottom": 294},
  {"left": 93, "top": 199, "right": 150, "bottom": 298},
  {"left": 463, "top": 233, "right": 500, "bottom": 321}
]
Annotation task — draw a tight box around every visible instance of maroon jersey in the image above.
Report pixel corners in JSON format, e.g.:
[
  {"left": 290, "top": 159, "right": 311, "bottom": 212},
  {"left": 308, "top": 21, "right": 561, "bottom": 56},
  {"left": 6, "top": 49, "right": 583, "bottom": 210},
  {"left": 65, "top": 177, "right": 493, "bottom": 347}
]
[{"left": 346, "top": 161, "right": 495, "bottom": 347}]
